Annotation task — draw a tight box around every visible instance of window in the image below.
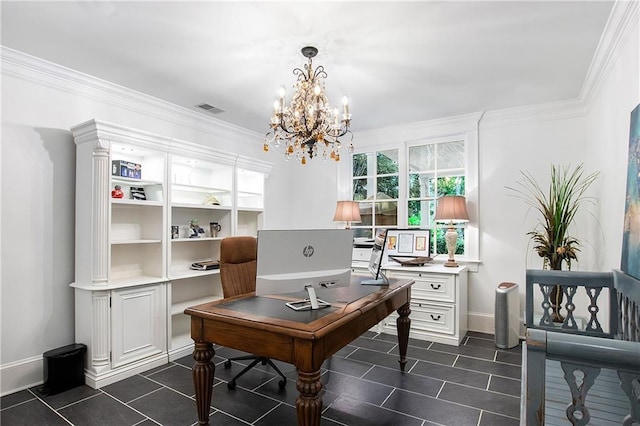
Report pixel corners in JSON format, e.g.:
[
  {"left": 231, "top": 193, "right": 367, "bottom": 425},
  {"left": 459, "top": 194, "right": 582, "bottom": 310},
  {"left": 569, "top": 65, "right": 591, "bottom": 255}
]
[
  {"left": 351, "top": 139, "right": 470, "bottom": 257},
  {"left": 352, "top": 149, "right": 399, "bottom": 239},
  {"left": 407, "top": 140, "right": 466, "bottom": 255}
]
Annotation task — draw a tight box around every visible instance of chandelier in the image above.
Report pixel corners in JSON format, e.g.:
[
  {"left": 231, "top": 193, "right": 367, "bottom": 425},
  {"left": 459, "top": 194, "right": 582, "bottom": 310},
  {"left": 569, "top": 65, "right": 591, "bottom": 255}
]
[{"left": 264, "top": 46, "right": 353, "bottom": 165}]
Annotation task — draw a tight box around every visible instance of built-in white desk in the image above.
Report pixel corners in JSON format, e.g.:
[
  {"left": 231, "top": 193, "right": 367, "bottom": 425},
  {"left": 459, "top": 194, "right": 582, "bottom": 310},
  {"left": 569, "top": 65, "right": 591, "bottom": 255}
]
[{"left": 352, "top": 261, "right": 468, "bottom": 346}]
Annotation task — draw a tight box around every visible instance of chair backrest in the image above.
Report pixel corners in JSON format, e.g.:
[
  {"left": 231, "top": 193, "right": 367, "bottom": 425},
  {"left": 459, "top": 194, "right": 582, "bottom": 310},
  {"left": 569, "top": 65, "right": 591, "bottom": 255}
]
[{"left": 219, "top": 236, "right": 257, "bottom": 298}]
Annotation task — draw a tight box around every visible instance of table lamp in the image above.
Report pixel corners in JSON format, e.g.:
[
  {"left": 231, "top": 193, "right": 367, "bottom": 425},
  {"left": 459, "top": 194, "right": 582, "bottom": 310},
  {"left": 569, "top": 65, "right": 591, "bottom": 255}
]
[
  {"left": 333, "top": 201, "right": 361, "bottom": 229},
  {"left": 434, "top": 196, "right": 469, "bottom": 267}
]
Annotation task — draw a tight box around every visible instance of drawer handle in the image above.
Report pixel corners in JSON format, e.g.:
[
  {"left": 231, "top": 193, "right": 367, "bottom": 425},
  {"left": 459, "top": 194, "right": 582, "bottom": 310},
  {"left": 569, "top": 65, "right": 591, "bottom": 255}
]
[
  {"left": 430, "top": 283, "right": 441, "bottom": 290},
  {"left": 430, "top": 314, "right": 442, "bottom": 321}
]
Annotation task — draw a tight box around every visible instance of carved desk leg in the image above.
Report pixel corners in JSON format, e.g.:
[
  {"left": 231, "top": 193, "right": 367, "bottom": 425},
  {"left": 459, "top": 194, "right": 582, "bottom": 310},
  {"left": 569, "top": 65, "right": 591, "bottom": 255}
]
[
  {"left": 193, "top": 342, "right": 215, "bottom": 425},
  {"left": 296, "top": 369, "right": 323, "bottom": 426},
  {"left": 396, "top": 302, "right": 411, "bottom": 371}
]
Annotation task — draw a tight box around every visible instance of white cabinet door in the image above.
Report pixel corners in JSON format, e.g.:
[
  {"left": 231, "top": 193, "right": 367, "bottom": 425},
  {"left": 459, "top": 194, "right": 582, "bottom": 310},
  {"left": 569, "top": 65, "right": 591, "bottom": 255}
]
[{"left": 111, "top": 283, "right": 167, "bottom": 368}]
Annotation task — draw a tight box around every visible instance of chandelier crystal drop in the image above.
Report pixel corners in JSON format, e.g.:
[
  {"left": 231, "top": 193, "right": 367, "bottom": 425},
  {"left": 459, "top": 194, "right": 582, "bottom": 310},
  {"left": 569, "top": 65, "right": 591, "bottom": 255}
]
[{"left": 264, "top": 46, "right": 353, "bottom": 164}]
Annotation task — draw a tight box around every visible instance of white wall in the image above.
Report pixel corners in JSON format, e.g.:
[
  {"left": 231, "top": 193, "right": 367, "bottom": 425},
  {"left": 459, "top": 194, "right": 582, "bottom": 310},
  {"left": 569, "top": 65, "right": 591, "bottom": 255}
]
[
  {"left": 263, "top": 154, "right": 341, "bottom": 230},
  {"left": 477, "top": 109, "right": 588, "bottom": 330},
  {"left": 0, "top": 48, "right": 265, "bottom": 394},
  {"left": 584, "top": 13, "right": 640, "bottom": 272}
]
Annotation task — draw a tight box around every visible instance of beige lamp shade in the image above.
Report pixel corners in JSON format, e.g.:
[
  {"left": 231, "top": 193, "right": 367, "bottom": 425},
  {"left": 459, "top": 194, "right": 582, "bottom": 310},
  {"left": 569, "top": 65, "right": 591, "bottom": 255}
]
[
  {"left": 333, "top": 201, "right": 361, "bottom": 227},
  {"left": 434, "top": 196, "right": 470, "bottom": 223}
]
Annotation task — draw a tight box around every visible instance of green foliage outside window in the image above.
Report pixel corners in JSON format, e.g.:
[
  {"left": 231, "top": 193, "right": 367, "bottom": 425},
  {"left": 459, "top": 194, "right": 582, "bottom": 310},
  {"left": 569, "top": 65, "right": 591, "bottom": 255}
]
[
  {"left": 407, "top": 177, "right": 465, "bottom": 224},
  {"left": 352, "top": 150, "right": 399, "bottom": 231},
  {"left": 376, "top": 151, "right": 398, "bottom": 174}
]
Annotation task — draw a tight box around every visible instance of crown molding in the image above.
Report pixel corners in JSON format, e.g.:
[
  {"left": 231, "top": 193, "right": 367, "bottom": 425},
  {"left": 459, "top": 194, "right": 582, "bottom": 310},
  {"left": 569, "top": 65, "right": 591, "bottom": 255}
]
[
  {"left": 354, "top": 112, "right": 484, "bottom": 147},
  {"left": 0, "top": 46, "right": 263, "bottom": 147},
  {"left": 580, "top": 0, "right": 639, "bottom": 113},
  {"left": 479, "top": 98, "right": 586, "bottom": 130},
  {"left": 395, "top": 1, "right": 638, "bottom": 133},
  {"left": 69, "top": 118, "right": 272, "bottom": 175}
]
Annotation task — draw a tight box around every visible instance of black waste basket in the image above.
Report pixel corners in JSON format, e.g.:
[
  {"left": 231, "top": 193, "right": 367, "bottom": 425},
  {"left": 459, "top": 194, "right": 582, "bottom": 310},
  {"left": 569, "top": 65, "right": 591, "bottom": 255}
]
[{"left": 37, "top": 343, "right": 86, "bottom": 396}]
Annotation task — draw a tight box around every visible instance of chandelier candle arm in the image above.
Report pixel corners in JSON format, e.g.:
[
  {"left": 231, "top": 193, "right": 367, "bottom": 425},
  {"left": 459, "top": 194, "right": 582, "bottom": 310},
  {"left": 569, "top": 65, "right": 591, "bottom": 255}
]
[{"left": 264, "top": 46, "right": 353, "bottom": 164}]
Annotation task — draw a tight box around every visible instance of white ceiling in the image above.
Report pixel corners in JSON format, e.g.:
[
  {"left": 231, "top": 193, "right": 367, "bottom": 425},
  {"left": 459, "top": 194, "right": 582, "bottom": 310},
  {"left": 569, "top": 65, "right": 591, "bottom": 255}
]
[{"left": 1, "top": 1, "right": 615, "bottom": 133}]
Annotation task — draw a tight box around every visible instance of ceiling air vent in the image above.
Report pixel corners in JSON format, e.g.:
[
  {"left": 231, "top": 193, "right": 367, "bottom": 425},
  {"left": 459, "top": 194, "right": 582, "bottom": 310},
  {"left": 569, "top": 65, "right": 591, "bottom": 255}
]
[{"left": 196, "top": 103, "right": 224, "bottom": 114}]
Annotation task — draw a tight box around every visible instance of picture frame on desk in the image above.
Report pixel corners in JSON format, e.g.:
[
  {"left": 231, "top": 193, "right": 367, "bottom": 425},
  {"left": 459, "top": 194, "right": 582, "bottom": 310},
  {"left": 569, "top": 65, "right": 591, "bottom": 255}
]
[{"left": 384, "top": 228, "right": 431, "bottom": 264}]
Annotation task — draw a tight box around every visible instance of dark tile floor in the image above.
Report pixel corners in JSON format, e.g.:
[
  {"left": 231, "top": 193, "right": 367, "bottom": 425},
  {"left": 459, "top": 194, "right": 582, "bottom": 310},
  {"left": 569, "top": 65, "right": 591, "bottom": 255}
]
[{"left": 1, "top": 331, "right": 522, "bottom": 426}]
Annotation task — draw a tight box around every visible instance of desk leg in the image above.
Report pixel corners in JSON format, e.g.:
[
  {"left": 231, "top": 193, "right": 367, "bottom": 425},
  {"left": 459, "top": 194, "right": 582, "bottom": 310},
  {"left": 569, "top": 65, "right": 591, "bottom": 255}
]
[
  {"left": 193, "top": 342, "right": 215, "bottom": 425},
  {"left": 296, "top": 369, "right": 323, "bottom": 426},
  {"left": 396, "top": 302, "right": 411, "bottom": 372}
]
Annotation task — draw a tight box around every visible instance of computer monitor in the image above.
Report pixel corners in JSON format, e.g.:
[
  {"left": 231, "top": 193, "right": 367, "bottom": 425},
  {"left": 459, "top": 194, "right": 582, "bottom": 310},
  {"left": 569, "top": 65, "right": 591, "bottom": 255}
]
[{"left": 256, "top": 229, "right": 354, "bottom": 310}]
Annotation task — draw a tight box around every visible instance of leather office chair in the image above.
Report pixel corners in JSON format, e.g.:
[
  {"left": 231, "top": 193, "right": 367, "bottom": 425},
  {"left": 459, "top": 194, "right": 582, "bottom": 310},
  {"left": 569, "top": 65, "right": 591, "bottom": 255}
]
[{"left": 219, "top": 236, "right": 287, "bottom": 390}]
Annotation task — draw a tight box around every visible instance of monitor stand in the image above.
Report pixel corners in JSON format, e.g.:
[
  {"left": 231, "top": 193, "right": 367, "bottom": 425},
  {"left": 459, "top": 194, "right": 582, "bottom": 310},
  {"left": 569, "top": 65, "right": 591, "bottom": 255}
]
[
  {"left": 361, "top": 270, "right": 390, "bottom": 286},
  {"left": 285, "top": 285, "right": 331, "bottom": 311}
]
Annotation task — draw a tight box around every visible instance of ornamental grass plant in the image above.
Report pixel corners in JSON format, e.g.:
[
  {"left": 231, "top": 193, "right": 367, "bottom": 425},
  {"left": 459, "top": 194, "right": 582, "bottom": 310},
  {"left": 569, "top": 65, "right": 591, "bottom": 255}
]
[{"left": 507, "top": 163, "right": 599, "bottom": 321}]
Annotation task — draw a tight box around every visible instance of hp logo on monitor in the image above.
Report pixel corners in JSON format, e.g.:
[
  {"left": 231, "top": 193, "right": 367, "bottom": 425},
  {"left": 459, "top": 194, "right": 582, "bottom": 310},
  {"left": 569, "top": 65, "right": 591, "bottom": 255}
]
[{"left": 302, "top": 245, "right": 314, "bottom": 257}]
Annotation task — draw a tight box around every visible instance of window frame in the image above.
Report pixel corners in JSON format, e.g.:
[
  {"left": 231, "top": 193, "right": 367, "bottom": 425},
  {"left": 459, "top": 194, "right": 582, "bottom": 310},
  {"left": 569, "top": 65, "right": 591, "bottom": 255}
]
[
  {"left": 346, "top": 127, "right": 479, "bottom": 266},
  {"left": 406, "top": 137, "right": 467, "bottom": 256},
  {"left": 351, "top": 150, "right": 400, "bottom": 237}
]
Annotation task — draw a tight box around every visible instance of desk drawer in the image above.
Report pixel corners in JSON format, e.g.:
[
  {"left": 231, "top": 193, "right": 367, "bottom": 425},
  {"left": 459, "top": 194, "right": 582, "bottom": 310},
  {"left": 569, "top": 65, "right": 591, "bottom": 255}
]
[
  {"left": 411, "top": 303, "right": 455, "bottom": 335},
  {"left": 382, "top": 303, "right": 455, "bottom": 336},
  {"left": 392, "top": 272, "right": 455, "bottom": 303}
]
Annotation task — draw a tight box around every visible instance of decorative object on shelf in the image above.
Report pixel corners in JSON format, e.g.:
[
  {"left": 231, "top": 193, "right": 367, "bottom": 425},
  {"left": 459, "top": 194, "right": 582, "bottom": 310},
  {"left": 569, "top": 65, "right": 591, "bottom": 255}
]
[
  {"left": 264, "top": 46, "right": 354, "bottom": 165},
  {"left": 434, "top": 196, "right": 470, "bottom": 268},
  {"left": 202, "top": 194, "right": 220, "bottom": 205},
  {"left": 209, "top": 222, "right": 221, "bottom": 238},
  {"left": 190, "top": 260, "right": 220, "bottom": 271},
  {"left": 333, "top": 201, "right": 361, "bottom": 229},
  {"left": 189, "top": 219, "right": 205, "bottom": 238},
  {"left": 111, "top": 185, "right": 124, "bottom": 199},
  {"left": 130, "top": 187, "right": 146, "bottom": 200},
  {"left": 112, "top": 160, "right": 141, "bottom": 179},
  {"left": 389, "top": 256, "right": 433, "bottom": 266},
  {"left": 506, "top": 163, "right": 599, "bottom": 322},
  {"left": 171, "top": 225, "right": 179, "bottom": 239}
]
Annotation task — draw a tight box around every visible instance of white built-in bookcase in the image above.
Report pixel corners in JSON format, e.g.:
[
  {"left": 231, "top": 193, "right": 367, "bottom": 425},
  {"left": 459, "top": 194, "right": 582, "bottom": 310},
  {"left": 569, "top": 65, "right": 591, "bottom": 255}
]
[{"left": 70, "top": 119, "right": 271, "bottom": 388}]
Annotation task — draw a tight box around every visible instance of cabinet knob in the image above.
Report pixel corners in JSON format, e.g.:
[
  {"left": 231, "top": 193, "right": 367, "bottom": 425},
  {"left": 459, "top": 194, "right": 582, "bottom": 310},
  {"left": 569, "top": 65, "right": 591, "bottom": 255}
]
[
  {"left": 430, "top": 283, "right": 441, "bottom": 290},
  {"left": 430, "top": 314, "right": 442, "bottom": 321}
]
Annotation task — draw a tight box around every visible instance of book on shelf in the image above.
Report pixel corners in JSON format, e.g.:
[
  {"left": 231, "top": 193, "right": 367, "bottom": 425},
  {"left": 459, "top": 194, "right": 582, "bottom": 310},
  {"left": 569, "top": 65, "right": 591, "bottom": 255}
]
[{"left": 189, "top": 260, "right": 220, "bottom": 271}]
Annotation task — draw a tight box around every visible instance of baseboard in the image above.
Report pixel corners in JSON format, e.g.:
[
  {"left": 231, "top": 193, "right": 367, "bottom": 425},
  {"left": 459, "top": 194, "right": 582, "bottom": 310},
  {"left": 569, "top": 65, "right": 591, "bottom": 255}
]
[
  {"left": 0, "top": 352, "right": 174, "bottom": 396},
  {"left": 83, "top": 353, "right": 168, "bottom": 389},
  {"left": 0, "top": 355, "right": 43, "bottom": 397},
  {"left": 467, "top": 312, "right": 495, "bottom": 334},
  {"left": 168, "top": 345, "right": 194, "bottom": 362},
  {"left": 468, "top": 311, "right": 526, "bottom": 340}
]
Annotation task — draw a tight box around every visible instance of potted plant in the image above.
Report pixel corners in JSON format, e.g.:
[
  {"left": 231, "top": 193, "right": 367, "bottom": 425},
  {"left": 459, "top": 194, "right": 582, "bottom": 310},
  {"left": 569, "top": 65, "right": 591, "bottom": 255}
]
[{"left": 507, "top": 163, "right": 599, "bottom": 322}]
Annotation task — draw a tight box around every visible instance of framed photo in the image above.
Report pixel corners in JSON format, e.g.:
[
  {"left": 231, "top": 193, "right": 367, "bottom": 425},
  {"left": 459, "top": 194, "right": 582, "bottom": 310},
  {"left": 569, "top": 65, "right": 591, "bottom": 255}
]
[{"left": 384, "top": 228, "right": 431, "bottom": 264}]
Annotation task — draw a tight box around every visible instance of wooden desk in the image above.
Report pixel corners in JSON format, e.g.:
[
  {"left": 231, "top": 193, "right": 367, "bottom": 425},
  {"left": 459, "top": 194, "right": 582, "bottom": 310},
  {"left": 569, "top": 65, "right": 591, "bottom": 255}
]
[{"left": 185, "top": 278, "right": 414, "bottom": 426}]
